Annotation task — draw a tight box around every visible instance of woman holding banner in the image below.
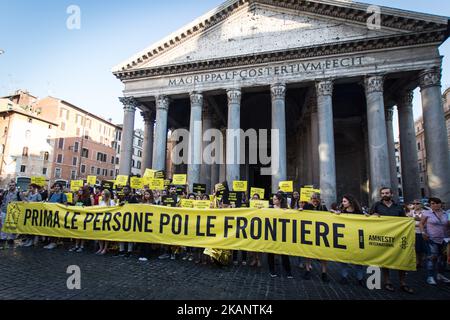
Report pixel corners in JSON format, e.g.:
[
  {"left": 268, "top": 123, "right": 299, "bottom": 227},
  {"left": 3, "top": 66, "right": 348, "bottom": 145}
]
[
  {"left": 248, "top": 193, "right": 262, "bottom": 268},
  {"left": 267, "top": 193, "right": 293, "bottom": 279},
  {"left": 335, "top": 194, "right": 366, "bottom": 286},
  {"left": 302, "top": 193, "right": 330, "bottom": 282},
  {"left": 137, "top": 190, "right": 155, "bottom": 262},
  {"left": 96, "top": 189, "right": 115, "bottom": 256}
]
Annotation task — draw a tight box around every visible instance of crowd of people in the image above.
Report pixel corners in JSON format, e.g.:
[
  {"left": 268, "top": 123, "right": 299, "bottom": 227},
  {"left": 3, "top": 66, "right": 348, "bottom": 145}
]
[{"left": 0, "top": 179, "right": 449, "bottom": 294}]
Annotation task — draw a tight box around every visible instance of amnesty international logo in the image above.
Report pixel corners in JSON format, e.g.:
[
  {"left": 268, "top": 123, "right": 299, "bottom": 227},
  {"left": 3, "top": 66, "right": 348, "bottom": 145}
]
[
  {"left": 4, "top": 203, "right": 22, "bottom": 232},
  {"left": 400, "top": 236, "right": 408, "bottom": 250}
]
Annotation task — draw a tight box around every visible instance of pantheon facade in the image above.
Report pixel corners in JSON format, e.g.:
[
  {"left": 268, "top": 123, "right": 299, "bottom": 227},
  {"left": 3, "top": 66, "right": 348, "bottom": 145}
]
[{"left": 113, "top": 0, "right": 450, "bottom": 207}]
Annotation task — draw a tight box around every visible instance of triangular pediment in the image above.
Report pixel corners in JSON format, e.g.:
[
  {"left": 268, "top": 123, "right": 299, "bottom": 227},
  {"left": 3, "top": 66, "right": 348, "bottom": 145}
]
[{"left": 113, "top": 0, "right": 448, "bottom": 74}]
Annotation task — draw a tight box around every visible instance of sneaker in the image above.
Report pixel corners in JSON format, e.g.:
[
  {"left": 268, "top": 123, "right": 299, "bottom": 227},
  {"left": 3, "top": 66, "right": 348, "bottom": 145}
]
[
  {"left": 303, "top": 271, "right": 312, "bottom": 280},
  {"left": 427, "top": 276, "right": 437, "bottom": 285},
  {"left": 113, "top": 251, "right": 126, "bottom": 257},
  {"left": 23, "top": 239, "right": 33, "bottom": 247},
  {"left": 170, "top": 254, "right": 176, "bottom": 260},
  {"left": 287, "top": 273, "right": 294, "bottom": 279},
  {"left": 322, "top": 273, "right": 330, "bottom": 283},
  {"left": 437, "top": 273, "right": 450, "bottom": 284},
  {"left": 69, "top": 246, "right": 79, "bottom": 252},
  {"left": 188, "top": 255, "right": 194, "bottom": 262},
  {"left": 158, "top": 253, "right": 171, "bottom": 260},
  {"left": 138, "top": 257, "right": 148, "bottom": 262},
  {"left": 76, "top": 247, "right": 84, "bottom": 253},
  {"left": 298, "top": 263, "right": 305, "bottom": 269},
  {"left": 270, "top": 273, "right": 278, "bottom": 278},
  {"left": 182, "top": 255, "right": 189, "bottom": 261},
  {"left": 242, "top": 261, "right": 247, "bottom": 266},
  {"left": 45, "top": 243, "right": 57, "bottom": 250}
]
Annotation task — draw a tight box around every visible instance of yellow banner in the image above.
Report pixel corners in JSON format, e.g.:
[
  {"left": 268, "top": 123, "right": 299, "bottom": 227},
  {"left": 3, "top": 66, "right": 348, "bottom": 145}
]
[
  {"left": 115, "top": 175, "right": 129, "bottom": 187},
  {"left": 250, "top": 188, "right": 265, "bottom": 200},
  {"left": 3, "top": 202, "right": 416, "bottom": 271},
  {"left": 233, "top": 181, "right": 248, "bottom": 192},
  {"left": 301, "top": 188, "right": 321, "bottom": 202},
  {"left": 144, "top": 169, "right": 156, "bottom": 178},
  {"left": 70, "top": 180, "right": 84, "bottom": 191},
  {"left": 130, "top": 177, "right": 143, "bottom": 190},
  {"left": 149, "top": 179, "right": 165, "bottom": 190},
  {"left": 65, "top": 193, "right": 73, "bottom": 204},
  {"left": 87, "top": 176, "right": 97, "bottom": 186},
  {"left": 180, "top": 199, "right": 195, "bottom": 208},
  {"left": 193, "top": 200, "right": 212, "bottom": 210},
  {"left": 31, "top": 177, "right": 47, "bottom": 187},
  {"left": 172, "top": 174, "right": 187, "bottom": 185},
  {"left": 279, "top": 181, "right": 294, "bottom": 193},
  {"left": 250, "top": 200, "right": 270, "bottom": 209}
]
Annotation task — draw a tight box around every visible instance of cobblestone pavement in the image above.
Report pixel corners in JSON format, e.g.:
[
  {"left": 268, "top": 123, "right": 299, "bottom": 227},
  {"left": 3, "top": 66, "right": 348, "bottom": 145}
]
[{"left": 0, "top": 241, "right": 449, "bottom": 300}]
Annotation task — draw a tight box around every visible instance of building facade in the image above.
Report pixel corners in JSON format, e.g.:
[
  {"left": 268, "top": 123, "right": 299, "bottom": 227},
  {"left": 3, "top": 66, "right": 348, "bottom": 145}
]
[
  {"left": 0, "top": 91, "right": 57, "bottom": 187},
  {"left": 33, "top": 96, "right": 121, "bottom": 185},
  {"left": 113, "top": 0, "right": 450, "bottom": 206}
]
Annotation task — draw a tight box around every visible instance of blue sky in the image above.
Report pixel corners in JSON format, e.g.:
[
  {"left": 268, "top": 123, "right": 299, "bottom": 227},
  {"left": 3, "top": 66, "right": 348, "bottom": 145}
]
[{"left": 0, "top": 0, "right": 449, "bottom": 136}]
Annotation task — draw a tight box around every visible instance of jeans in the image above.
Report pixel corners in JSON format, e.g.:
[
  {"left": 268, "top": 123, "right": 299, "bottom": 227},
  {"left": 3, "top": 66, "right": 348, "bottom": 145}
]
[
  {"left": 426, "top": 240, "right": 446, "bottom": 278},
  {"left": 340, "top": 263, "right": 365, "bottom": 281}
]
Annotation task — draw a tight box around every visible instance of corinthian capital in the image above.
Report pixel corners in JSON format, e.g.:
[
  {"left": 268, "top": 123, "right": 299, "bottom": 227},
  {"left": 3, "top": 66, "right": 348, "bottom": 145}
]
[
  {"left": 315, "top": 80, "right": 333, "bottom": 96},
  {"left": 119, "top": 97, "right": 138, "bottom": 112},
  {"left": 156, "top": 95, "right": 170, "bottom": 111},
  {"left": 190, "top": 92, "right": 204, "bottom": 106},
  {"left": 385, "top": 107, "right": 394, "bottom": 122},
  {"left": 271, "top": 83, "right": 286, "bottom": 100},
  {"left": 226, "top": 88, "right": 241, "bottom": 105},
  {"left": 419, "top": 68, "right": 442, "bottom": 89},
  {"left": 141, "top": 110, "right": 155, "bottom": 124},
  {"left": 365, "top": 75, "right": 384, "bottom": 94},
  {"left": 397, "top": 91, "right": 414, "bottom": 108}
]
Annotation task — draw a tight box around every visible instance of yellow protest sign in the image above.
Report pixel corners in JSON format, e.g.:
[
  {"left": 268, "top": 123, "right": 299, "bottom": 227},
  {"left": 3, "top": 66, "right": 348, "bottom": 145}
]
[
  {"left": 144, "top": 169, "right": 156, "bottom": 178},
  {"left": 164, "top": 180, "right": 171, "bottom": 187},
  {"left": 300, "top": 188, "right": 321, "bottom": 202},
  {"left": 5, "top": 203, "right": 416, "bottom": 271},
  {"left": 250, "top": 188, "right": 265, "bottom": 200},
  {"left": 130, "top": 177, "right": 143, "bottom": 190},
  {"left": 172, "top": 174, "right": 187, "bottom": 185},
  {"left": 180, "top": 199, "right": 195, "bottom": 208},
  {"left": 31, "top": 177, "right": 47, "bottom": 187},
  {"left": 279, "top": 181, "right": 294, "bottom": 193},
  {"left": 250, "top": 200, "right": 270, "bottom": 209},
  {"left": 65, "top": 193, "right": 73, "bottom": 204},
  {"left": 87, "top": 176, "right": 97, "bottom": 186},
  {"left": 233, "top": 181, "right": 248, "bottom": 192},
  {"left": 142, "top": 176, "right": 152, "bottom": 187},
  {"left": 149, "top": 179, "right": 165, "bottom": 190},
  {"left": 193, "top": 200, "right": 212, "bottom": 210},
  {"left": 70, "top": 180, "right": 84, "bottom": 191},
  {"left": 115, "top": 175, "right": 129, "bottom": 187}
]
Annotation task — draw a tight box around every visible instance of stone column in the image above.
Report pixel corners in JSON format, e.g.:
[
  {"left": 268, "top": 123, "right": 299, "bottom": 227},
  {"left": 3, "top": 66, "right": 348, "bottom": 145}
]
[
  {"left": 271, "top": 83, "right": 287, "bottom": 194},
  {"left": 397, "top": 91, "right": 421, "bottom": 202},
  {"left": 141, "top": 109, "right": 154, "bottom": 175},
  {"left": 419, "top": 68, "right": 450, "bottom": 203},
  {"left": 187, "top": 92, "right": 203, "bottom": 192},
  {"left": 152, "top": 95, "right": 170, "bottom": 171},
  {"left": 201, "top": 101, "right": 213, "bottom": 193},
  {"left": 385, "top": 107, "right": 399, "bottom": 201},
  {"left": 226, "top": 89, "right": 242, "bottom": 186},
  {"left": 118, "top": 97, "right": 137, "bottom": 176},
  {"left": 310, "top": 95, "right": 320, "bottom": 187},
  {"left": 365, "top": 75, "right": 391, "bottom": 203},
  {"left": 219, "top": 127, "right": 227, "bottom": 184},
  {"left": 316, "top": 80, "right": 337, "bottom": 208}
]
